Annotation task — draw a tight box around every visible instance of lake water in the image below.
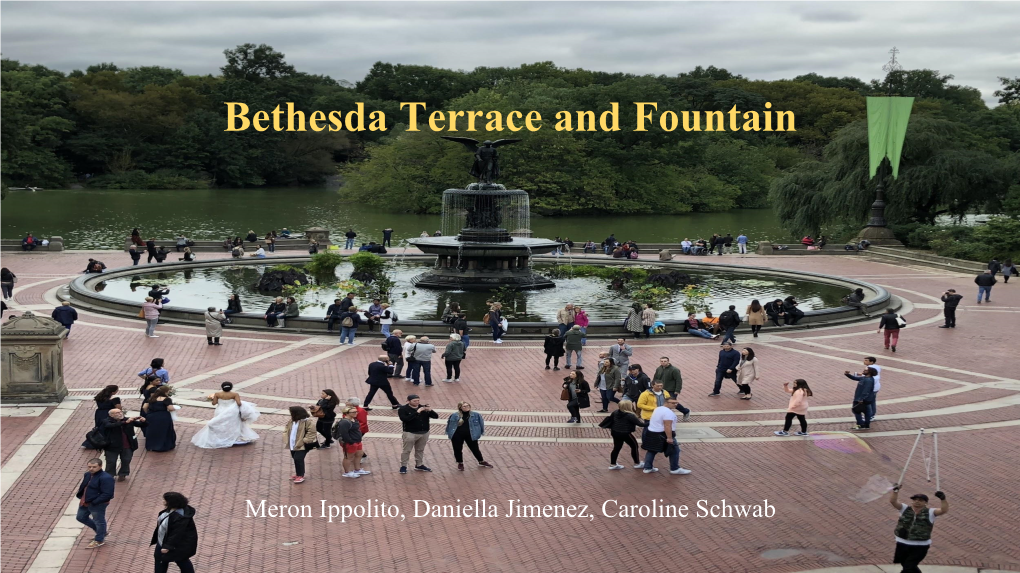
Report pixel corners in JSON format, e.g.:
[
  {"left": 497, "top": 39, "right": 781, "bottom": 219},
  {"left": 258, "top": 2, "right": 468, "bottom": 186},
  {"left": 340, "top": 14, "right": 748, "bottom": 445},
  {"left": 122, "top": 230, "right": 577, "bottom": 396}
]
[
  {"left": 2, "top": 188, "right": 789, "bottom": 249},
  {"left": 94, "top": 262, "right": 847, "bottom": 322}
]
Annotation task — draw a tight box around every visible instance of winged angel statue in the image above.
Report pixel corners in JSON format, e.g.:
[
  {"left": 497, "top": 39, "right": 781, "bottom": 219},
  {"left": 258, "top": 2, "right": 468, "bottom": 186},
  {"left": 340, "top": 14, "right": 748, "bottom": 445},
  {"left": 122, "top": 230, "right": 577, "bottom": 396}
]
[{"left": 441, "top": 137, "right": 522, "bottom": 184}]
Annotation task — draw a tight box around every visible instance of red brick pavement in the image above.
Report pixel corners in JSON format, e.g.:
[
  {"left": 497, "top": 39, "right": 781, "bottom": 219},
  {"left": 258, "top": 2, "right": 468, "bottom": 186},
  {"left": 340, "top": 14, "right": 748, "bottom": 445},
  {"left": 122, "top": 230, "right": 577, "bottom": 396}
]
[
  {"left": 1, "top": 252, "right": 1018, "bottom": 573},
  {"left": 0, "top": 409, "right": 52, "bottom": 465}
]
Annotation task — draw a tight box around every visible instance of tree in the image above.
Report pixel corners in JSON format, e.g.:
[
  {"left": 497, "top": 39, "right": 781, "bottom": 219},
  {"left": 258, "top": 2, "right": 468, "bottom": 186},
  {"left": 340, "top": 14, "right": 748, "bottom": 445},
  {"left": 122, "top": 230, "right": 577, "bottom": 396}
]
[
  {"left": 0, "top": 59, "right": 74, "bottom": 187},
  {"left": 994, "top": 76, "right": 1020, "bottom": 105},
  {"left": 221, "top": 43, "right": 295, "bottom": 82}
]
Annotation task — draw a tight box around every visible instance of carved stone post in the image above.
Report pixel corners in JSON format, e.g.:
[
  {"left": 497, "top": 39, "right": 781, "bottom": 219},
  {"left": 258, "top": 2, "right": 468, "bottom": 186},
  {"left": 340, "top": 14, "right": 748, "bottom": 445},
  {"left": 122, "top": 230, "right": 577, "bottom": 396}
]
[{"left": 1, "top": 311, "right": 68, "bottom": 403}]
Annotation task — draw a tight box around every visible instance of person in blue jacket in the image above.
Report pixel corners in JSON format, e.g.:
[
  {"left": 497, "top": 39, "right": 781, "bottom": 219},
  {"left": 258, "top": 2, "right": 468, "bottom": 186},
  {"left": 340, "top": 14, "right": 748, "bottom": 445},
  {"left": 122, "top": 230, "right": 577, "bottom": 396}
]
[
  {"left": 75, "top": 458, "right": 116, "bottom": 548},
  {"left": 709, "top": 343, "right": 742, "bottom": 396},
  {"left": 445, "top": 401, "right": 494, "bottom": 471},
  {"left": 51, "top": 301, "right": 79, "bottom": 337},
  {"left": 845, "top": 368, "right": 877, "bottom": 431}
]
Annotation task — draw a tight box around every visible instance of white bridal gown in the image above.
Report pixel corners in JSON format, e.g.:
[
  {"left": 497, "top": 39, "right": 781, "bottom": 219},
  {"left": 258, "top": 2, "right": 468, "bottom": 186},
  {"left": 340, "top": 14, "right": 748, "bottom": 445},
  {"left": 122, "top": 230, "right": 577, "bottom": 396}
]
[{"left": 190, "top": 400, "right": 261, "bottom": 448}]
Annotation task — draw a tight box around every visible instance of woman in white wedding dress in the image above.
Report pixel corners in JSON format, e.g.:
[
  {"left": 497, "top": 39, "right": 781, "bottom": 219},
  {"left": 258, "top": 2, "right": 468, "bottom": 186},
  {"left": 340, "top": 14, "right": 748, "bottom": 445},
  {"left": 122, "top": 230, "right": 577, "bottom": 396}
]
[{"left": 191, "top": 382, "right": 260, "bottom": 448}]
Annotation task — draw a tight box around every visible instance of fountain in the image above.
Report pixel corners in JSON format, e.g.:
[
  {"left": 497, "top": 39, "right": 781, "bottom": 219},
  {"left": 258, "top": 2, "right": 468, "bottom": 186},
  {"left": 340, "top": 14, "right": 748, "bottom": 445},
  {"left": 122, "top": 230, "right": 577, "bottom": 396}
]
[{"left": 408, "top": 138, "right": 561, "bottom": 290}]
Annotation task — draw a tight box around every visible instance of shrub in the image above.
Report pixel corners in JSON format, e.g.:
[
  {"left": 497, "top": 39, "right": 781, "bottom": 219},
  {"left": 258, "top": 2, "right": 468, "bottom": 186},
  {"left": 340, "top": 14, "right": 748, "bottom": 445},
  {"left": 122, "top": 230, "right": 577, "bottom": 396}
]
[
  {"left": 304, "top": 252, "right": 344, "bottom": 279},
  {"left": 348, "top": 252, "right": 386, "bottom": 277}
]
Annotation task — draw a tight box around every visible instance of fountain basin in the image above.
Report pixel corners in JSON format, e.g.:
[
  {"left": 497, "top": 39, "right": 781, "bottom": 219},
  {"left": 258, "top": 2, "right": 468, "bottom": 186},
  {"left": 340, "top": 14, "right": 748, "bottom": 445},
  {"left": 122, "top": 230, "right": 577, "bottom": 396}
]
[{"left": 407, "top": 236, "right": 561, "bottom": 290}]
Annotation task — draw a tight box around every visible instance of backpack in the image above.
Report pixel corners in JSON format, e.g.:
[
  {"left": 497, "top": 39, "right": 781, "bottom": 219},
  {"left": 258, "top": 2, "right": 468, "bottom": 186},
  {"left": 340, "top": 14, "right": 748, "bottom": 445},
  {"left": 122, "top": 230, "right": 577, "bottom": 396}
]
[
  {"left": 482, "top": 313, "right": 491, "bottom": 325},
  {"left": 85, "top": 426, "right": 109, "bottom": 449},
  {"left": 389, "top": 310, "right": 398, "bottom": 324},
  {"left": 341, "top": 314, "right": 354, "bottom": 328},
  {"left": 331, "top": 420, "right": 343, "bottom": 441}
]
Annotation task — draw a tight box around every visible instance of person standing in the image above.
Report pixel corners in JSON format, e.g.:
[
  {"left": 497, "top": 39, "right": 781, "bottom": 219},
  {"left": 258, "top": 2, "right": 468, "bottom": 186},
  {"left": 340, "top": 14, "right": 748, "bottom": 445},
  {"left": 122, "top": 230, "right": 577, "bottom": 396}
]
[
  {"left": 556, "top": 303, "right": 576, "bottom": 337},
  {"left": 1, "top": 267, "right": 16, "bottom": 300},
  {"left": 204, "top": 307, "right": 226, "bottom": 346},
  {"left": 382, "top": 227, "right": 393, "bottom": 247},
  {"left": 363, "top": 355, "right": 400, "bottom": 410},
  {"left": 888, "top": 487, "right": 948, "bottom": 573},
  {"left": 339, "top": 292, "right": 356, "bottom": 313},
  {"left": 718, "top": 305, "right": 740, "bottom": 345},
  {"left": 75, "top": 458, "right": 115, "bottom": 548},
  {"left": 987, "top": 258, "right": 1002, "bottom": 277},
  {"left": 939, "top": 289, "right": 963, "bottom": 328},
  {"left": 146, "top": 237, "right": 158, "bottom": 263},
  {"left": 974, "top": 270, "right": 996, "bottom": 304},
  {"left": 746, "top": 299, "right": 766, "bottom": 338},
  {"left": 877, "top": 308, "right": 903, "bottom": 352},
  {"left": 859, "top": 356, "right": 883, "bottom": 420},
  {"left": 402, "top": 335, "right": 418, "bottom": 380},
  {"left": 774, "top": 379, "right": 812, "bottom": 436},
  {"left": 736, "top": 347, "right": 759, "bottom": 399},
  {"left": 640, "top": 304, "right": 657, "bottom": 338},
  {"left": 561, "top": 371, "right": 591, "bottom": 423},
  {"left": 51, "top": 301, "right": 79, "bottom": 338},
  {"left": 100, "top": 409, "right": 147, "bottom": 481},
  {"left": 151, "top": 492, "right": 198, "bottom": 573},
  {"left": 441, "top": 333, "right": 466, "bottom": 382},
  {"left": 609, "top": 338, "right": 633, "bottom": 381},
  {"left": 654, "top": 357, "right": 690, "bottom": 421},
  {"left": 410, "top": 336, "right": 436, "bottom": 386},
  {"left": 542, "top": 328, "right": 566, "bottom": 370},
  {"left": 310, "top": 390, "right": 339, "bottom": 448},
  {"left": 142, "top": 297, "right": 163, "bottom": 338},
  {"left": 709, "top": 343, "right": 741, "bottom": 397},
  {"left": 845, "top": 368, "right": 877, "bottom": 431},
  {"left": 82, "top": 385, "right": 122, "bottom": 448},
  {"left": 397, "top": 394, "right": 439, "bottom": 474},
  {"left": 382, "top": 329, "right": 404, "bottom": 377},
  {"left": 445, "top": 402, "right": 494, "bottom": 470},
  {"left": 129, "top": 246, "right": 142, "bottom": 265},
  {"left": 137, "top": 358, "right": 170, "bottom": 385},
  {"left": 379, "top": 303, "right": 395, "bottom": 337},
  {"left": 487, "top": 302, "right": 503, "bottom": 343},
  {"left": 344, "top": 228, "right": 357, "bottom": 249},
  {"left": 1002, "top": 259, "right": 1016, "bottom": 283},
  {"left": 621, "top": 364, "right": 650, "bottom": 403},
  {"left": 338, "top": 305, "right": 361, "bottom": 345},
  {"left": 736, "top": 233, "right": 748, "bottom": 254},
  {"left": 452, "top": 312, "right": 470, "bottom": 350},
  {"left": 574, "top": 306, "right": 590, "bottom": 345},
  {"left": 346, "top": 397, "right": 371, "bottom": 461},
  {"left": 284, "top": 406, "right": 318, "bottom": 483},
  {"left": 594, "top": 358, "right": 621, "bottom": 413},
  {"left": 335, "top": 407, "right": 369, "bottom": 478},
  {"left": 624, "top": 303, "right": 643, "bottom": 337},
  {"left": 642, "top": 397, "right": 691, "bottom": 475},
  {"left": 563, "top": 325, "right": 585, "bottom": 370},
  {"left": 605, "top": 400, "right": 647, "bottom": 470},
  {"left": 637, "top": 381, "right": 671, "bottom": 426},
  {"left": 142, "top": 386, "right": 178, "bottom": 451}
]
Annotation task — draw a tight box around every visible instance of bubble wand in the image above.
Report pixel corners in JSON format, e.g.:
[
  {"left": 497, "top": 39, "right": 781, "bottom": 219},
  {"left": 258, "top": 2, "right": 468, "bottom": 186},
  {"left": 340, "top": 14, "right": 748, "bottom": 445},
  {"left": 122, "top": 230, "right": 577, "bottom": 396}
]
[
  {"left": 897, "top": 428, "right": 924, "bottom": 486},
  {"left": 933, "top": 431, "right": 940, "bottom": 490}
]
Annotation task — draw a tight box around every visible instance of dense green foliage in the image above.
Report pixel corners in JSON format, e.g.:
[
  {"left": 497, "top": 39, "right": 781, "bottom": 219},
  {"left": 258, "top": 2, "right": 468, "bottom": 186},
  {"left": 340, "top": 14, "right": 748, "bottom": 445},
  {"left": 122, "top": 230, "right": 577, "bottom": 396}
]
[
  {"left": 303, "top": 252, "right": 345, "bottom": 279},
  {"left": 893, "top": 217, "right": 1020, "bottom": 263}
]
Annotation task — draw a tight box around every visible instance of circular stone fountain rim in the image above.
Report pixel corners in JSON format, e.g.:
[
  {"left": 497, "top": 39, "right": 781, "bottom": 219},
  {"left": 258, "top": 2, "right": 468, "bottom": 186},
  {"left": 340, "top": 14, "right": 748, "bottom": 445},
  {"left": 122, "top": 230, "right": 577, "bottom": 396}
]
[{"left": 65, "top": 255, "right": 890, "bottom": 331}]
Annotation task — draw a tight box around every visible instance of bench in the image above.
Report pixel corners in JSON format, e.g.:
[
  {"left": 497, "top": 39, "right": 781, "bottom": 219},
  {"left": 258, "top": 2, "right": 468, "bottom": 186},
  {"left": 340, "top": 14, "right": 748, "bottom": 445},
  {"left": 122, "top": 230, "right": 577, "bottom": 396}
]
[
  {"left": 1, "top": 237, "right": 64, "bottom": 252},
  {"left": 123, "top": 238, "right": 331, "bottom": 253},
  {"left": 755, "top": 242, "right": 859, "bottom": 256}
]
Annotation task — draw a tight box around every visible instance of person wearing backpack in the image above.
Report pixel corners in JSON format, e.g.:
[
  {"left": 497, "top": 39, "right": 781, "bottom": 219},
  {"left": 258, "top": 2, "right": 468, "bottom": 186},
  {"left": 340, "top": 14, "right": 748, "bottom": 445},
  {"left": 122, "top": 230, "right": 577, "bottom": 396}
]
[
  {"left": 339, "top": 306, "right": 361, "bottom": 345},
  {"left": 877, "top": 307, "right": 904, "bottom": 352}
]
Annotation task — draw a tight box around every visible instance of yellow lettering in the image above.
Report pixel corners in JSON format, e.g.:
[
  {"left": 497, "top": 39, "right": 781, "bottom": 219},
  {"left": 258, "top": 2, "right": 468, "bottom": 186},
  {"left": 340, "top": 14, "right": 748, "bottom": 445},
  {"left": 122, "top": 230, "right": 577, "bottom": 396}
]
[
  {"left": 554, "top": 111, "right": 572, "bottom": 131},
  {"left": 525, "top": 111, "right": 542, "bottom": 132},
  {"left": 600, "top": 102, "right": 620, "bottom": 131},
  {"left": 345, "top": 102, "right": 365, "bottom": 132},
  {"left": 252, "top": 110, "right": 269, "bottom": 132},
  {"left": 485, "top": 110, "right": 503, "bottom": 131},
  {"left": 742, "top": 111, "right": 760, "bottom": 132},
  {"left": 634, "top": 102, "right": 658, "bottom": 131},
  {"left": 659, "top": 111, "right": 678, "bottom": 132},
  {"left": 683, "top": 111, "right": 701, "bottom": 131},
  {"left": 225, "top": 102, "right": 251, "bottom": 131},
  {"left": 328, "top": 111, "right": 343, "bottom": 132},
  {"left": 776, "top": 110, "right": 795, "bottom": 131},
  {"left": 728, "top": 105, "right": 740, "bottom": 131},
  {"left": 576, "top": 110, "right": 596, "bottom": 132},
  {"left": 400, "top": 102, "right": 426, "bottom": 132},
  {"left": 429, "top": 110, "right": 446, "bottom": 131},
  {"left": 447, "top": 110, "right": 466, "bottom": 132},
  {"left": 507, "top": 110, "right": 524, "bottom": 132},
  {"left": 286, "top": 102, "right": 305, "bottom": 131},
  {"left": 705, "top": 110, "right": 724, "bottom": 131},
  {"left": 466, "top": 111, "right": 484, "bottom": 132},
  {"left": 764, "top": 102, "right": 773, "bottom": 131},
  {"left": 369, "top": 110, "right": 386, "bottom": 131},
  {"left": 271, "top": 104, "right": 284, "bottom": 132},
  {"left": 309, "top": 110, "right": 325, "bottom": 132}
]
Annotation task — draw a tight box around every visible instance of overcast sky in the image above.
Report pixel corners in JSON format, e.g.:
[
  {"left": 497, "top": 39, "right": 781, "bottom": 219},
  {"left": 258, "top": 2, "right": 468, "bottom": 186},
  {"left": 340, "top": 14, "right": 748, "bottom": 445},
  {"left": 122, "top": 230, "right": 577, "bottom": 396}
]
[{"left": 2, "top": 2, "right": 1018, "bottom": 105}]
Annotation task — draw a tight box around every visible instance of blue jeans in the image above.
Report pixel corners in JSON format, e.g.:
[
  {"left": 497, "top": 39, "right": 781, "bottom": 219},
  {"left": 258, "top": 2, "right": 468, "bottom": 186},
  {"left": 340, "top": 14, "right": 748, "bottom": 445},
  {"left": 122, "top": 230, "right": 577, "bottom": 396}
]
[
  {"left": 713, "top": 368, "right": 737, "bottom": 394},
  {"left": 558, "top": 322, "right": 573, "bottom": 337},
  {"left": 643, "top": 435, "right": 680, "bottom": 471},
  {"left": 339, "top": 326, "right": 356, "bottom": 344},
  {"left": 565, "top": 349, "right": 583, "bottom": 368},
  {"left": 688, "top": 329, "right": 713, "bottom": 339},
  {"left": 868, "top": 391, "right": 878, "bottom": 418},
  {"left": 854, "top": 401, "right": 873, "bottom": 427},
  {"left": 381, "top": 324, "right": 390, "bottom": 337},
  {"left": 76, "top": 502, "right": 108, "bottom": 542},
  {"left": 491, "top": 323, "right": 501, "bottom": 341},
  {"left": 721, "top": 326, "right": 737, "bottom": 344},
  {"left": 345, "top": 238, "right": 355, "bottom": 249},
  {"left": 599, "top": 388, "right": 620, "bottom": 410},
  {"left": 978, "top": 285, "right": 991, "bottom": 302},
  {"left": 410, "top": 361, "right": 433, "bottom": 386},
  {"left": 579, "top": 327, "right": 587, "bottom": 345},
  {"left": 462, "top": 334, "right": 470, "bottom": 349},
  {"left": 675, "top": 402, "right": 691, "bottom": 416}
]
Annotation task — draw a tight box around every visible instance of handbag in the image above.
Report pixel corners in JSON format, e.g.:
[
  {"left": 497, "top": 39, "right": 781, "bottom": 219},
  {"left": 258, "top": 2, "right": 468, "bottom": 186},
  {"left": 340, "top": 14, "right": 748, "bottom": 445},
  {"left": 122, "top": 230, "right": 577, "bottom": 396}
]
[
  {"left": 137, "top": 309, "right": 146, "bottom": 318},
  {"left": 896, "top": 315, "right": 907, "bottom": 328},
  {"left": 310, "top": 405, "right": 325, "bottom": 418},
  {"left": 407, "top": 344, "right": 418, "bottom": 364},
  {"left": 559, "top": 387, "right": 571, "bottom": 401},
  {"left": 598, "top": 414, "right": 614, "bottom": 429}
]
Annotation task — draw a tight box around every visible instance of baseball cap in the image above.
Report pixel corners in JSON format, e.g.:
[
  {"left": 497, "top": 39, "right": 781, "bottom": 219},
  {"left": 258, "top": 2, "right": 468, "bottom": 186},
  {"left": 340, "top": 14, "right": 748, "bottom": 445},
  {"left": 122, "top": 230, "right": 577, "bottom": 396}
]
[{"left": 909, "top": 494, "right": 929, "bottom": 502}]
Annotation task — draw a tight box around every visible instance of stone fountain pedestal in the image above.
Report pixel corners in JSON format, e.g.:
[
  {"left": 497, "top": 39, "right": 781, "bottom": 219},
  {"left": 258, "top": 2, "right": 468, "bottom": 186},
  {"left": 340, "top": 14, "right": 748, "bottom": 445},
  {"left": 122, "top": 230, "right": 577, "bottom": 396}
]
[{"left": 1, "top": 311, "right": 68, "bottom": 403}]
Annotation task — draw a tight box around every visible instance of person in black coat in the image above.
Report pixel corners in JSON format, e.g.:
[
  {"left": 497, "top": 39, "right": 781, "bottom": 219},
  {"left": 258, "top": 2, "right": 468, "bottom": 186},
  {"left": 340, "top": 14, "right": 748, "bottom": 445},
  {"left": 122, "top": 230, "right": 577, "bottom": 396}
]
[
  {"left": 562, "top": 371, "right": 591, "bottom": 423},
  {"left": 363, "top": 355, "right": 399, "bottom": 410},
  {"left": 710, "top": 343, "right": 742, "bottom": 396},
  {"left": 877, "top": 308, "right": 903, "bottom": 352},
  {"left": 265, "top": 297, "right": 286, "bottom": 327},
  {"left": 324, "top": 298, "right": 343, "bottom": 332},
  {"left": 783, "top": 296, "right": 804, "bottom": 325},
  {"left": 605, "top": 400, "right": 647, "bottom": 469},
  {"left": 717, "top": 305, "right": 741, "bottom": 345},
  {"left": 129, "top": 246, "right": 142, "bottom": 265},
  {"left": 939, "top": 289, "right": 963, "bottom": 328},
  {"left": 764, "top": 299, "right": 786, "bottom": 327},
  {"left": 382, "top": 330, "right": 404, "bottom": 376},
  {"left": 621, "top": 365, "right": 651, "bottom": 402},
  {"left": 543, "top": 329, "right": 566, "bottom": 370},
  {"left": 311, "top": 390, "right": 340, "bottom": 448},
  {"left": 51, "top": 301, "right": 79, "bottom": 337},
  {"left": 151, "top": 492, "right": 198, "bottom": 573},
  {"left": 101, "top": 409, "right": 148, "bottom": 480},
  {"left": 83, "top": 385, "right": 121, "bottom": 448},
  {"left": 146, "top": 238, "right": 158, "bottom": 263}
]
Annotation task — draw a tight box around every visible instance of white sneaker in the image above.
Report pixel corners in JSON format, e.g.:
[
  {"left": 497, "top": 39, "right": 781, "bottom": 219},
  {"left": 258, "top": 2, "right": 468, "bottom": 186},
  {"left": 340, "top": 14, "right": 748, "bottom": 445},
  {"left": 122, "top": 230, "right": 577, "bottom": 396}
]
[
  {"left": 608, "top": 464, "right": 624, "bottom": 470},
  {"left": 495, "top": 339, "right": 503, "bottom": 344},
  {"left": 147, "top": 335, "right": 159, "bottom": 338},
  {"left": 682, "top": 412, "right": 691, "bottom": 422},
  {"left": 774, "top": 431, "right": 790, "bottom": 436},
  {"left": 343, "top": 472, "right": 361, "bottom": 478},
  {"left": 404, "top": 378, "right": 413, "bottom": 382},
  {"left": 642, "top": 467, "right": 659, "bottom": 474},
  {"left": 442, "top": 379, "right": 451, "bottom": 382},
  {"left": 454, "top": 379, "right": 460, "bottom": 382},
  {"left": 794, "top": 431, "right": 809, "bottom": 436},
  {"left": 669, "top": 467, "right": 692, "bottom": 475},
  {"left": 355, "top": 469, "right": 371, "bottom": 475},
  {"left": 632, "top": 463, "right": 645, "bottom": 469}
]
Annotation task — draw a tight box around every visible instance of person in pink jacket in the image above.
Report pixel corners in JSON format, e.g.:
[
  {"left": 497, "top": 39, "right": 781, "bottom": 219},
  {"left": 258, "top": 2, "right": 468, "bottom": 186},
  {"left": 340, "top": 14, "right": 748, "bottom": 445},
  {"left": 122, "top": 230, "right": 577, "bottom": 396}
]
[
  {"left": 141, "top": 297, "right": 163, "bottom": 338},
  {"left": 574, "top": 307, "right": 590, "bottom": 345},
  {"left": 774, "top": 379, "right": 812, "bottom": 436}
]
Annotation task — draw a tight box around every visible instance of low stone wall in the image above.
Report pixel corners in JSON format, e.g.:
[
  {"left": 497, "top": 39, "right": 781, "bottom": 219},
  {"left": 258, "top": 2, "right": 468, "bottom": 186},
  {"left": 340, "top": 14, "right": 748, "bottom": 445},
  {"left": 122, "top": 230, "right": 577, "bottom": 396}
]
[
  {"left": 864, "top": 246, "right": 985, "bottom": 273},
  {"left": 63, "top": 254, "right": 892, "bottom": 338},
  {"left": 755, "top": 242, "right": 859, "bottom": 256},
  {"left": 1, "top": 237, "right": 64, "bottom": 252}
]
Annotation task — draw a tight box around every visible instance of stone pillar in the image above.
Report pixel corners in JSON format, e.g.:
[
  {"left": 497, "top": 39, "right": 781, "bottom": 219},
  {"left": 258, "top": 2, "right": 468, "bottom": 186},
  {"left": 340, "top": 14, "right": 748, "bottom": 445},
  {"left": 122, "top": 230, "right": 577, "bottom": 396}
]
[
  {"left": 1, "top": 311, "right": 68, "bottom": 403},
  {"left": 756, "top": 241, "right": 772, "bottom": 255},
  {"left": 48, "top": 236, "right": 65, "bottom": 252},
  {"left": 304, "top": 227, "right": 331, "bottom": 245}
]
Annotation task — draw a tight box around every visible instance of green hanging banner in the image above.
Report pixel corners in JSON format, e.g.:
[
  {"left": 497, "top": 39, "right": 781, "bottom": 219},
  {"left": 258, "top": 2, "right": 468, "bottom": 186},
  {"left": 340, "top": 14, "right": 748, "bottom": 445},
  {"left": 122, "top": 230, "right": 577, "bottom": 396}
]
[{"left": 867, "top": 96, "right": 914, "bottom": 179}]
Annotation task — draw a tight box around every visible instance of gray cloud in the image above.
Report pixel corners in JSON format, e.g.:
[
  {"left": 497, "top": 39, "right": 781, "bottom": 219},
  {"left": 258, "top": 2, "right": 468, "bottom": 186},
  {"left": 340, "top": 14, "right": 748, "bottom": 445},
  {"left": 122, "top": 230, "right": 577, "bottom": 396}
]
[{"left": 1, "top": 1, "right": 1017, "bottom": 105}]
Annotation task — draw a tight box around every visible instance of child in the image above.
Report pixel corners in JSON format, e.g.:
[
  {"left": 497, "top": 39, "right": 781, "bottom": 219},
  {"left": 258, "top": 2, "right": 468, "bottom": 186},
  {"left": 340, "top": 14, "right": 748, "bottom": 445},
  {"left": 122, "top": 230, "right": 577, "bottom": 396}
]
[{"left": 775, "top": 379, "right": 812, "bottom": 436}]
